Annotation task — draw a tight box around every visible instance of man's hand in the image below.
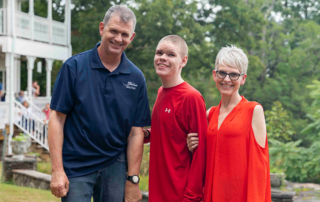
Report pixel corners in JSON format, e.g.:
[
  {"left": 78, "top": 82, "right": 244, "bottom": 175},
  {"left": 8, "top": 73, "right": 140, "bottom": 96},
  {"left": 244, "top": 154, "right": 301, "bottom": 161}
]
[
  {"left": 187, "top": 133, "right": 199, "bottom": 153},
  {"left": 50, "top": 171, "right": 69, "bottom": 198},
  {"left": 125, "top": 181, "right": 142, "bottom": 202}
]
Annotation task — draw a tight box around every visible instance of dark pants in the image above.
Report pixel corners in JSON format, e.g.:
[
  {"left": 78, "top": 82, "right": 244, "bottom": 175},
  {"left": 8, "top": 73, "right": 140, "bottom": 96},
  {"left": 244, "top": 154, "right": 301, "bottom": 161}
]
[{"left": 61, "top": 152, "right": 127, "bottom": 202}]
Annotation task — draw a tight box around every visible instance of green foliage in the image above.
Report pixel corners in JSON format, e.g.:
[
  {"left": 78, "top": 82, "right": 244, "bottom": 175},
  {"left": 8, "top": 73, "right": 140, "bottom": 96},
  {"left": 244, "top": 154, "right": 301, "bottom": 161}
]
[
  {"left": 265, "top": 101, "right": 295, "bottom": 141},
  {"left": 302, "top": 80, "right": 320, "bottom": 140},
  {"left": 269, "top": 139, "right": 320, "bottom": 182},
  {"left": 269, "top": 81, "right": 320, "bottom": 183},
  {"left": 12, "top": 134, "right": 28, "bottom": 142}
]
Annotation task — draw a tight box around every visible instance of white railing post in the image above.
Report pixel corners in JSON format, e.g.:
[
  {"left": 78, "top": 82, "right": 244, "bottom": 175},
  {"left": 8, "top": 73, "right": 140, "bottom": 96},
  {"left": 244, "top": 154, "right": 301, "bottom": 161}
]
[
  {"left": 29, "top": 0, "right": 34, "bottom": 40},
  {"left": 65, "top": 0, "right": 72, "bottom": 56},
  {"left": 48, "top": 0, "right": 52, "bottom": 44},
  {"left": 26, "top": 56, "right": 36, "bottom": 99},
  {"left": 46, "top": 59, "right": 53, "bottom": 98}
]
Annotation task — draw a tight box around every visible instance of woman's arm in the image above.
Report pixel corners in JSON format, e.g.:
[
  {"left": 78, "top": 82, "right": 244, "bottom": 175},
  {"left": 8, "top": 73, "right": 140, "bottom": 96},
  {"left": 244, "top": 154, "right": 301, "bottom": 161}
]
[{"left": 251, "top": 105, "right": 267, "bottom": 148}]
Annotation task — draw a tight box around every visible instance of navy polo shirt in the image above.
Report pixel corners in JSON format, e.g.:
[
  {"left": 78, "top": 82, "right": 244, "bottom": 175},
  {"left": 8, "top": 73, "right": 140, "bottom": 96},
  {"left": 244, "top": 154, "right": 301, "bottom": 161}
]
[{"left": 50, "top": 43, "right": 151, "bottom": 177}]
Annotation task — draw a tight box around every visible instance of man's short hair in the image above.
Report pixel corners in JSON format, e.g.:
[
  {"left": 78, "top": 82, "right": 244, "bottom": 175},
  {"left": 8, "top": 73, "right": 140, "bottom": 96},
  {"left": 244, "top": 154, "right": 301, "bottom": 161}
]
[
  {"left": 103, "top": 5, "right": 136, "bottom": 32},
  {"left": 158, "top": 35, "right": 188, "bottom": 58},
  {"left": 215, "top": 45, "right": 248, "bottom": 74}
]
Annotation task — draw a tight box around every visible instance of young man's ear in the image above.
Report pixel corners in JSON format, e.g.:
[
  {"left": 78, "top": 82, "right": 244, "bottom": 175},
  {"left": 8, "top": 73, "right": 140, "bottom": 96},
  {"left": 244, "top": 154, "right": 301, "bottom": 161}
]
[{"left": 180, "top": 56, "right": 188, "bottom": 68}]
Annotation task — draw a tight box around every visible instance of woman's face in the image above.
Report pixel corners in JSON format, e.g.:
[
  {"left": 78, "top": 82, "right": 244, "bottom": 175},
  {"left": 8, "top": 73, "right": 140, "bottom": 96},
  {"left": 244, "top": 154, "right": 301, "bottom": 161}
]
[{"left": 213, "top": 64, "right": 247, "bottom": 96}]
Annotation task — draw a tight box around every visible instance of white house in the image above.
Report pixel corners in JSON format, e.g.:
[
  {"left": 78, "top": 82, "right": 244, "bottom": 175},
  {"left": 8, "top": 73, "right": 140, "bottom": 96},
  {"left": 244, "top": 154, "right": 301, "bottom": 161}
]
[{"left": 0, "top": 0, "right": 72, "bottom": 153}]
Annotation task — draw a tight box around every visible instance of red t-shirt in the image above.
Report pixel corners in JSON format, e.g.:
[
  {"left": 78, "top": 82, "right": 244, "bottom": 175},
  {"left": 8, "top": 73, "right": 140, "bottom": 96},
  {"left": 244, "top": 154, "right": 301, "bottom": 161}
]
[{"left": 147, "top": 82, "right": 207, "bottom": 202}]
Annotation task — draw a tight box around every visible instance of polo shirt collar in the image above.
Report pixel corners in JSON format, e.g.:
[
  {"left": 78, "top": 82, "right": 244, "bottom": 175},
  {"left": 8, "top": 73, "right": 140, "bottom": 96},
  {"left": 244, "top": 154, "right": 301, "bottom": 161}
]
[{"left": 90, "top": 43, "right": 131, "bottom": 74}]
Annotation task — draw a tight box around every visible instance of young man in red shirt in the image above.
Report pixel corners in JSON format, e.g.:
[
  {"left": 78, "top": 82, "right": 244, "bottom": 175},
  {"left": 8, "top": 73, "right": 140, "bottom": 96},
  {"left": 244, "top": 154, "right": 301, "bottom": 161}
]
[{"left": 144, "top": 35, "right": 207, "bottom": 201}]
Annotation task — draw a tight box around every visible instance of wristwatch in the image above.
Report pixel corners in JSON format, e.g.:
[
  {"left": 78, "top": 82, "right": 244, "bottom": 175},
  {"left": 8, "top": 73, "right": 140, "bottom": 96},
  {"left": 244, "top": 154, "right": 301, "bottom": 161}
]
[{"left": 127, "top": 175, "right": 140, "bottom": 184}]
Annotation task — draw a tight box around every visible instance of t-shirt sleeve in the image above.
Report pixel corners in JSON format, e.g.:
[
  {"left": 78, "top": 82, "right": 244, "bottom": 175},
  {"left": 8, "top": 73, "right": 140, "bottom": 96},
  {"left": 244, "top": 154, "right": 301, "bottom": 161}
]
[
  {"left": 132, "top": 81, "right": 151, "bottom": 127},
  {"left": 50, "top": 61, "right": 76, "bottom": 114},
  {"left": 179, "top": 92, "right": 207, "bottom": 202}
]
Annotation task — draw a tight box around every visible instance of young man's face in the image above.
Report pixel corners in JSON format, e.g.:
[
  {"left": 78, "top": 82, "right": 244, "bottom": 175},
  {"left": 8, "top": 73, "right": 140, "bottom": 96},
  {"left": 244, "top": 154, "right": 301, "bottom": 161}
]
[
  {"left": 99, "top": 15, "right": 135, "bottom": 56},
  {"left": 154, "top": 41, "right": 187, "bottom": 79}
]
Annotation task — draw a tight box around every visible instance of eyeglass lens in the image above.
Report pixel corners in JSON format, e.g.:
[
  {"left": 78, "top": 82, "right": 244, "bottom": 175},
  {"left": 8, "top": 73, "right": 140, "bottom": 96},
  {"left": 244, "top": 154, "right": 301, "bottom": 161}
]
[{"left": 217, "top": 71, "right": 240, "bottom": 80}]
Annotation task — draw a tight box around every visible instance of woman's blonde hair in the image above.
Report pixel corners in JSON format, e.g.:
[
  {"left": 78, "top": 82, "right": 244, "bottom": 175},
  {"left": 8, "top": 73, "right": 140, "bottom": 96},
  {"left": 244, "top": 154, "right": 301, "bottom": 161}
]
[{"left": 215, "top": 45, "right": 248, "bottom": 74}]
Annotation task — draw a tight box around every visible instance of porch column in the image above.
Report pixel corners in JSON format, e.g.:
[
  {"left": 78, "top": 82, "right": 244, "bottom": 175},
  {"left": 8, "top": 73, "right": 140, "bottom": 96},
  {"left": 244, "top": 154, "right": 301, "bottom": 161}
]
[
  {"left": 46, "top": 59, "right": 53, "bottom": 98},
  {"left": 14, "top": 55, "right": 21, "bottom": 93},
  {"left": 26, "top": 56, "right": 36, "bottom": 98},
  {"left": 29, "top": 0, "right": 34, "bottom": 40},
  {"left": 65, "top": 0, "right": 72, "bottom": 57},
  {"left": 5, "top": 53, "right": 11, "bottom": 103},
  {"left": 47, "top": 0, "right": 52, "bottom": 44}
]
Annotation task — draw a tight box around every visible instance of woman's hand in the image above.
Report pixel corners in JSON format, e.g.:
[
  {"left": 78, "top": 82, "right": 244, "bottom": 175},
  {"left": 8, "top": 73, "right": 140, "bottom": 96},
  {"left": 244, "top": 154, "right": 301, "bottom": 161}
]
[{"left": 187, "top": 133, "right": 199, "bottom": 153}]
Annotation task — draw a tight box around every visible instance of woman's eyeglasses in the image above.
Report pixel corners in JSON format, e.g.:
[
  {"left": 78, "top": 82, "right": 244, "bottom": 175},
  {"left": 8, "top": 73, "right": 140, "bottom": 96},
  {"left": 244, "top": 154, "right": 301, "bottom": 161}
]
[{"left": 216, "top": 71, "right": 243, "bottom": 81}]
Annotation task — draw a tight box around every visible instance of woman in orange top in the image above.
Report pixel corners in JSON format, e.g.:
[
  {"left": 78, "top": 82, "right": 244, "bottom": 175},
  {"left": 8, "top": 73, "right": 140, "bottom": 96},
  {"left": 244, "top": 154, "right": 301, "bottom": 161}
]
[{"left": 187, "top": 45, "right": 271, "bottom": 202}]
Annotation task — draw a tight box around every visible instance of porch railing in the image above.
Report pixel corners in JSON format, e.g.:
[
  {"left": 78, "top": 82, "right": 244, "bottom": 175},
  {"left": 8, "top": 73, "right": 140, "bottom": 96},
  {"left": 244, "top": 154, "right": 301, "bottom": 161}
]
[
  {"left": 14, "top": 100, "right": 49, "bottom": 150},
  {"left": 12, "top": 9, "right": 67, "bottom": 46}
]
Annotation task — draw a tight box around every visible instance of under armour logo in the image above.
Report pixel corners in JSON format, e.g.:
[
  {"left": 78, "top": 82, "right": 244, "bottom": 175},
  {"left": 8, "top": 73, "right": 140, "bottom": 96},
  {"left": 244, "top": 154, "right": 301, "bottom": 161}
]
[{"left": 165, "top": 108, "right": 171, "bottom": 113}]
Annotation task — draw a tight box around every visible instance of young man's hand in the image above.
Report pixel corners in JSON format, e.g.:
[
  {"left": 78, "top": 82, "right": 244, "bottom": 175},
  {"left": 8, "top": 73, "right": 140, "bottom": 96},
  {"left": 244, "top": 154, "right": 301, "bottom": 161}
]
[
  {"left": 125, "top": 181, "right": 142, "bottom": 202},
  {"left": 187, "top": 133, "right": 199, "bottom": 153}
]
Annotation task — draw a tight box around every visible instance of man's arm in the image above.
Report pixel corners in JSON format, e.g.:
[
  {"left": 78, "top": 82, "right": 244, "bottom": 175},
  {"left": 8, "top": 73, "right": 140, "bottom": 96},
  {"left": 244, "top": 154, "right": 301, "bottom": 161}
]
[
  {"left": 125, "top": 126, "right": 144, "bottom": 202},
  {"left": 48, "top": 109, "right": 69, "bottom": 198}
]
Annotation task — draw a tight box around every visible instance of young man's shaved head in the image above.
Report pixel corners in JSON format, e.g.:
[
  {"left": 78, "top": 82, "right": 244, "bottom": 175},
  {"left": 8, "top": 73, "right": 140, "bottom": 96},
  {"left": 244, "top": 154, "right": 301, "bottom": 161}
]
[{"left": 158, "top": 35, "right": 188, "bottom": 57}]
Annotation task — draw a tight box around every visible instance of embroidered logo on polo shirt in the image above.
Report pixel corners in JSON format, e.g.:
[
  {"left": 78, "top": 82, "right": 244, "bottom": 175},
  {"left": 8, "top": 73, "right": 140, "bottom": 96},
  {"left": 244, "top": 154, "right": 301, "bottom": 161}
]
[
  {"left": 165, "top": 108, "right": 171, "bottom": 113},
  {"left": 123, "top": 81, "right": 138, "bottom": 90}
]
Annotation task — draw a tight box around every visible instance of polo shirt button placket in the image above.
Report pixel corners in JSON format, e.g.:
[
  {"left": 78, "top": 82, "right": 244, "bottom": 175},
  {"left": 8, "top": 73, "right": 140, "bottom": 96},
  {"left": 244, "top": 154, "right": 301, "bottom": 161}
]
[{"left": 105, "top": 75, "right": 111, "bottom": 95}]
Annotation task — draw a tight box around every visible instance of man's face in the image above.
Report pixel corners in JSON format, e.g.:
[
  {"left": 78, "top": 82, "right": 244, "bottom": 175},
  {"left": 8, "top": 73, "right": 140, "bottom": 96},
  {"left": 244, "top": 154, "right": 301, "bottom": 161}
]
[
  {"left": 99, "top": 15, "right": 135, "bottom": 56},
  {"left": 154, "top": 41, "right": 187, "bottom": 79},
  {"left": 19, "top": 91, "right": 23, "bottom": 97},
  {"left": 32, "top": 82, "right": 37, "bottom": 87}
]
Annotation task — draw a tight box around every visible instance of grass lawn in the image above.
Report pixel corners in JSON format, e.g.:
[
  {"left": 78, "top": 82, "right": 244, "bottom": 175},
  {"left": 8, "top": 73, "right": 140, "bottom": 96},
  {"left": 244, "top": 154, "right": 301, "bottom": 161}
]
[
  {"left": 0, "top": 161, "right": 59, "bottom": 202},
  {"left": 0, "top": 183, "right": 60, "bottom": 202}
]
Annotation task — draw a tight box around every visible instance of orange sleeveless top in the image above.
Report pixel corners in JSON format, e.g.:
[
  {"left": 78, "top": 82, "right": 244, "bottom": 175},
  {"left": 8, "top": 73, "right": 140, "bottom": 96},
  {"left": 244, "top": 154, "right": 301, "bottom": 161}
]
[{"left": 204, "top": 96, "right": 271, "bottom": 202}]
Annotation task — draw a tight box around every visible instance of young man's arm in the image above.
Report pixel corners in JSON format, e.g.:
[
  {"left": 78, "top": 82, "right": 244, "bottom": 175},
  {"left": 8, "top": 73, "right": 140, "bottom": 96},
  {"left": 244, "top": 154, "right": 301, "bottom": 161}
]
[
  {"left": 125, "top": 126, "right": 144, "bottom": 202},
  {"left": 48, "top": 110, "right": 69, "bottom": 198},
  {"left": 182, "top": 94, "right": 207, "bottom": 202}
]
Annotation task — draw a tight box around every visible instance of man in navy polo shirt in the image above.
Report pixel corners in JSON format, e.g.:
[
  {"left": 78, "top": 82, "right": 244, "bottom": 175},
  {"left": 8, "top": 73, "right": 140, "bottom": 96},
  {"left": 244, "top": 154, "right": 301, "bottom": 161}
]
[{"left": 48, "top": 5, "right": 151, "bottom": 202}]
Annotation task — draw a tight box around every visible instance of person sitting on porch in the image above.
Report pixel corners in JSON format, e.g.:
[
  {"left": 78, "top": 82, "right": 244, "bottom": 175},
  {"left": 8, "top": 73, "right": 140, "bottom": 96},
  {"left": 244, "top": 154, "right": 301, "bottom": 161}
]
[
  {"left": 17, "top": 91, "right": 25, "bottom": 103},
  {"left": 32, "top": 81, "right": 40, "bottom": 97}
]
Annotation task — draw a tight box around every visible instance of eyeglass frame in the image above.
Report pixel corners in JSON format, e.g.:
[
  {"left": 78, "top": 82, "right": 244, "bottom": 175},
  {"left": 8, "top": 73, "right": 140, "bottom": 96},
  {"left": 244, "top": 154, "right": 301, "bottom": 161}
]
[{"left": 215, "top": 70, "right": 244, "bottom": 81}]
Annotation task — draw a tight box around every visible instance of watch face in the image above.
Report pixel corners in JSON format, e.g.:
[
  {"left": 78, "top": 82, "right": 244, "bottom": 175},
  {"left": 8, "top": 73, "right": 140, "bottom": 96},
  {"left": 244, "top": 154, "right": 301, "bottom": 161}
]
[{"left": 132, "top": 176, "right": 139, "bottom": 183}]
